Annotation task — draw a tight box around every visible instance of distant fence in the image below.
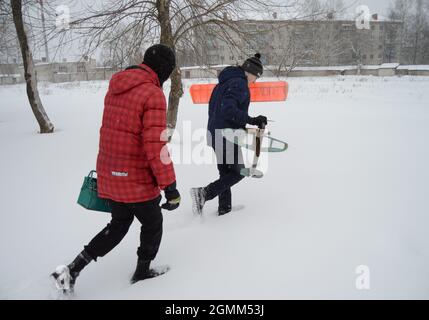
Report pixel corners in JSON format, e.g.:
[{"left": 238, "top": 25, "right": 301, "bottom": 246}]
[
  {"left": 0, "top": 70, "right": 116, "bottom": 85},
  {"left": 0, "top": 74, "right": 21, "bottom": 85},
  {"left": 52, "top": 71, "right": 116, "bottom": 83},
  {"left": 283, "top": 65, "right": 429, "bottom": 77},
  {"left": 181, "top": 64, "right": 429, "bottom": 79},
  {"left": 1, "top": 65, "right": 429, "bottom": 85}
]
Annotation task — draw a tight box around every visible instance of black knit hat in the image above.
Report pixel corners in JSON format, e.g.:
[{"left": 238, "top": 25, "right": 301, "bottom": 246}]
[
  {"left": 241, "top": 53, "right": 263, "bottom": 78},
  {"left": 143, "top": 44, "right": 176, "bottom": 85}
]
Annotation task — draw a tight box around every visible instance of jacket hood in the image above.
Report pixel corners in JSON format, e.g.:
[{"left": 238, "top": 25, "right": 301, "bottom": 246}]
[
  {"left": 218, "top": 66, "right": 247, "bottom": 84},
  {"left": 108, "top": 64, "right": 160, "bottom": 95}
]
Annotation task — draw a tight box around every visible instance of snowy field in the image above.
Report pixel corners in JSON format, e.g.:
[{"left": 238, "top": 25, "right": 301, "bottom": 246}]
[{"left": 1, "top": 75, "right": 429, "bottom": 299}]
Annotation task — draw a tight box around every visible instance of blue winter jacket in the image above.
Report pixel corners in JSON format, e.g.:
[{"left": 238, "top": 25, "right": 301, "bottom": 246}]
[{"left": 207, "top": 66, "right": 250, "bottom": 147}]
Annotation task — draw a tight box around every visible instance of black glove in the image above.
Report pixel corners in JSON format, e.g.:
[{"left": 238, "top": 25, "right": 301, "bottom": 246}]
[
  {"left": 248, "top": 115, "right": 268, "bottom": 129},
  {"left": 161, "top": 182, "right": 181, "bottom": 211}
]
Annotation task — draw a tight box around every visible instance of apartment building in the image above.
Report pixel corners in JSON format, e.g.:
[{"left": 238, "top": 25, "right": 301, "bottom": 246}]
[{"left": 195, "top": 14, "right": 402, "bottom": 67}]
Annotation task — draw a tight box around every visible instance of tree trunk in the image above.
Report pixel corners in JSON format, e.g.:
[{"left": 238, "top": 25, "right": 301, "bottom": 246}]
[
  {"left": 156, "top": 0, "right": 183, "bottom": 141},
  {"left": 413, "top": 30, "right": 418, "bottom": 64},
  {"left": 11, "top": 0, "right": 54, "bottom": 133}
]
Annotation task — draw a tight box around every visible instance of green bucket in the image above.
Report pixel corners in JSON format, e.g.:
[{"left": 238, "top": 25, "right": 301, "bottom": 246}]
[{"left": 77, "top": 170, "right": 111, "bottom": 213}]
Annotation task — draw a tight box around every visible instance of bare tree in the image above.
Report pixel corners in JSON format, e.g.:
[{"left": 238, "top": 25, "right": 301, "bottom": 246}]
[
  {"left": 38, "top": 0, "right": 50, "bottom": 62},
  {"left": 271, "top": 24, "right": 313, "bottom": 75},
  {"left": 49, "top": 0, "right": 301, "bottom": 140},
  {"left": 348, "top": 27, "right": 374, "bottom": 72},
  {"left": 100, "top": 23, "right": 140, "bottom": 70},
  {"left": 11, "top": 0, "right": 54, "bottom": 133},
  {"left": 0, "top": 1, "right": 20, "bottom": 64},
  {"left": 389, "top": 0, "right": 429, "bottom": 64},
  {"left": 411, "top": 0, "right": 429, "bottom": 64}
]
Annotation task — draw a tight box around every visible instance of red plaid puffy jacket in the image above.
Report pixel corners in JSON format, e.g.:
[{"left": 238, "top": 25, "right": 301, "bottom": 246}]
[{"left": 96, "top": 64, "right": 176, "bottom": 203}]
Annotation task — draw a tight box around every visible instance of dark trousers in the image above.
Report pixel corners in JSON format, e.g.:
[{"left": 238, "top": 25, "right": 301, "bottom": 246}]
[
  {"left": 84, "top": 196, "right": 162, "bottom": 262},
  {"left": 205, "top": 140, "right": 245, "bottom": 209}
]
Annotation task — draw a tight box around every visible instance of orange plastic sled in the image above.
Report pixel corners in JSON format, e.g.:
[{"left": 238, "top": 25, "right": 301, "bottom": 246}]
[{"left": 190, "top": 81, "right": 289, "bottom": 104}]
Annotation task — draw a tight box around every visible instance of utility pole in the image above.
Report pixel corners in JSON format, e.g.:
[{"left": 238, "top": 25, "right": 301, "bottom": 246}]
[{"left": 39, "top": 0, "right": 49, "bottom": 62}]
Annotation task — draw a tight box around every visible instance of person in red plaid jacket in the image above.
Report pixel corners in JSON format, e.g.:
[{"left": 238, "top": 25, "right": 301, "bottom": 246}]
[{"left": 52, "top": 44, "right": 180, "bottom": 294}]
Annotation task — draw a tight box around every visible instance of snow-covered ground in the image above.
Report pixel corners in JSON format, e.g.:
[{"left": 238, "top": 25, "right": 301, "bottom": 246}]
[{"left": 1, "top": 76, "right": 429, "bottom": 299}]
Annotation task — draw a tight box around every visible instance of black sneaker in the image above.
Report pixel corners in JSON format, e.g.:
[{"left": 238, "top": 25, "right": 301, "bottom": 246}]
[{"left": 190, "top": 187, "right": 206, "bottom": 216}]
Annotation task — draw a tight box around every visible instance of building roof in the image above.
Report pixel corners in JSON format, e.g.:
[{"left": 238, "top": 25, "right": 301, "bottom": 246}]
[
  {"left": 0, "top": 74, "right": 21, "bottom": 78},
  {"left": 397, "top": 65, "right": 429, "bottom": 71}
]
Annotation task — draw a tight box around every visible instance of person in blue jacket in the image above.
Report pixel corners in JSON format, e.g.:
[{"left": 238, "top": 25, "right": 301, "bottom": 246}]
[{"left": 191, "top": 53, "right": 268, "bottom": 216}]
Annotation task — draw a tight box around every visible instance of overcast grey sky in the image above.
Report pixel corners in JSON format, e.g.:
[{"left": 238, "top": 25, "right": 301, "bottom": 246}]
[{"left": 344, "top": 0, "right": 393, "bottom": 15}]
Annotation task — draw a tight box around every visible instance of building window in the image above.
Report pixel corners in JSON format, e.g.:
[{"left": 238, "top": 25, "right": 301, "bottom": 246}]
[
  {"left": 59, "top": 66, "right": 67, "bottom": 73},
  {"left": 363, "top": 54, "right": 367, "bottom": 60},
  {"left": 185, "top": 71, "right": 190, "bottom": 79},
  {"left": 370, "top": 54, "right": 374, "bottom": 59}
]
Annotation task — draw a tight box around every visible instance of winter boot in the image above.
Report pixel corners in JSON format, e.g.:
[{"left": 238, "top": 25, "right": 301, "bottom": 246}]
[
  {"left": 51, "top": 250, "right": 93, "bottom": 294},
  {"left": 218, "top": 205, "right": 232, "bottom": 216},
  {"left": 130, "top": 259, "right": 170, "bottom": 284},
  {"left": 190, "top": 187, "right": 206, "bottom": 216}
]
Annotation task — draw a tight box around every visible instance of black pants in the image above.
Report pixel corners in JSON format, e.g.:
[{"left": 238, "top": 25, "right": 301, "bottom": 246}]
[
  {"left": 205, "top": 139, "right": 245, "bottom": 209},
  {"left": 84, "top": 196, "right": 162, "bottom": 262}
]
